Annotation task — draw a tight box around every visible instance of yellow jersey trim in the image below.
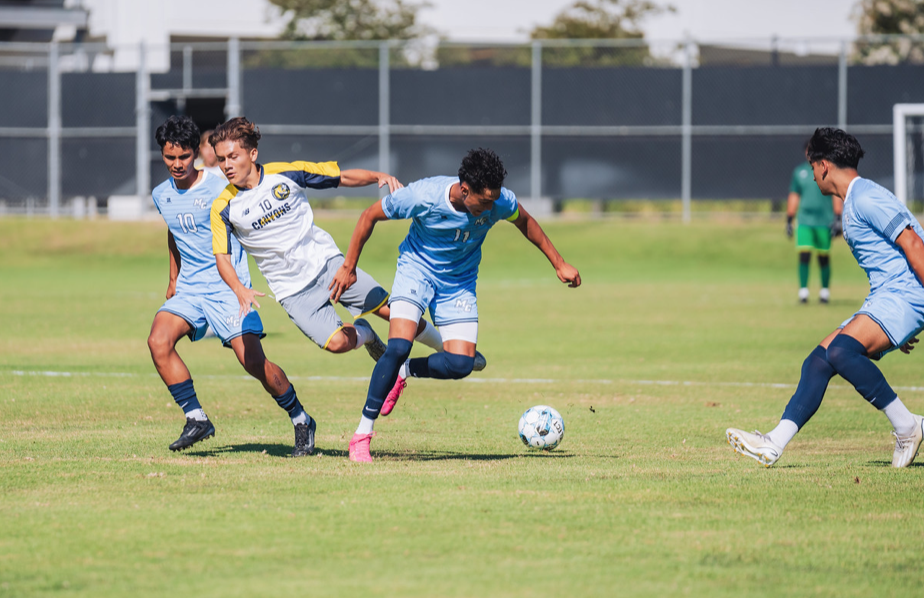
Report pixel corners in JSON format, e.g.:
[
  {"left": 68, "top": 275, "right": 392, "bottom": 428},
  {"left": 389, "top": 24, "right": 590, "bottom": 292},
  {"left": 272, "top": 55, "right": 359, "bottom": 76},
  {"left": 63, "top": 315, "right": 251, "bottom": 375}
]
[
  {"left": 264, "top": 161, "right": 341, "bottom": 178},
  {"left": 210, "top": 185, "right": 239, "bottom": 255}
]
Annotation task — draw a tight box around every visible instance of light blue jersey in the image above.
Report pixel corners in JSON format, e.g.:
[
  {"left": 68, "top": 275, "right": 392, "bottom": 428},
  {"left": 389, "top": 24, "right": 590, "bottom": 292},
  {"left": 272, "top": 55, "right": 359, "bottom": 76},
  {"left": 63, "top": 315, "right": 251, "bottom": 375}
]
[
  {"left": 382, "top": 176, "right": 519, "bottom": 285},
  {"left": 153, "top": 170, "right": 251, "bottom": 295},
  {"left": 842, "top": 177, "right": 924, "bottom": 294},
  {"left": 840, "top": 177, "right": 924, "bottom": 352}
]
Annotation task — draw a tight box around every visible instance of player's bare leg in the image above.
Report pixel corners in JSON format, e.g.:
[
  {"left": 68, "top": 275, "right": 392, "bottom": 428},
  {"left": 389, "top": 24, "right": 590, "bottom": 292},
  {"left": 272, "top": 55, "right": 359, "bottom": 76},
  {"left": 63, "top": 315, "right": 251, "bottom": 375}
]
[
  {"left": 373, "top": 304, "right": 485, "bottom": 370},
  {"left": 147, "top": 311, "right": 214, "bottom": 451},
  {"left": 229, "top": 333, "right": 315, "bottom": 457}
]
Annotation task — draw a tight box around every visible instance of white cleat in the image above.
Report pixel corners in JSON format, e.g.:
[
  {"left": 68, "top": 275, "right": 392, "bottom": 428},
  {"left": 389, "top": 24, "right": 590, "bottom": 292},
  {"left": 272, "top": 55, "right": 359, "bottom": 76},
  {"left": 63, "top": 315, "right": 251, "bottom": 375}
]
[
  {"left": 891, "top": 414, "right": 924, "bottom": 468},
  {"left": 726, "top": 427, "right": 783, "bottom": 467}
]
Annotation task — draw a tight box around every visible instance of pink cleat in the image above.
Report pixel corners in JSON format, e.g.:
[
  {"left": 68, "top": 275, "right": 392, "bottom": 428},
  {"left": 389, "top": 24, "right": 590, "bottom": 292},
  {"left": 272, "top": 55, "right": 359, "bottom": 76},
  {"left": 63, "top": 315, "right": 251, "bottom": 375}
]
[
  {"left": 380, "top": 376, "right": 407, "bottom": 417},
  {"left": 349, "top": 432, "right": 374, "bottom": 462}
]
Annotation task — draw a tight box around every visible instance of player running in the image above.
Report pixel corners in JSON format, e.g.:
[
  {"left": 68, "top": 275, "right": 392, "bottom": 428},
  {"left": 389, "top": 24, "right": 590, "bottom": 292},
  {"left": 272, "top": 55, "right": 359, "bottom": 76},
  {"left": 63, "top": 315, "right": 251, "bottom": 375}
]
[
  {"left": 329, "top": 148, "right": 582, "bottom": 462},
  {"left": 727, "top": 127, "right": 924, "bottom": 468},
  {"left": 786, "top": 139, "right": 843, "bottom": 303},
  {"left": 148, "top": 116, "right": 316, "bottom": 457},
  {"left": 208, "top": 117, "right": 453, "bottom": 364}
]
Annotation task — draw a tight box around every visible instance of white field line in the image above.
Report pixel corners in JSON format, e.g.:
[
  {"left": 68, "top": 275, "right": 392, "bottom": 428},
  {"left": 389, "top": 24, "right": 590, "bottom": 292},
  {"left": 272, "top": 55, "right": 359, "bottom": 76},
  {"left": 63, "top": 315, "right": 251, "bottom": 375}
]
[{"left": 7, "top": 369, "right": 924, "bottom": 393}]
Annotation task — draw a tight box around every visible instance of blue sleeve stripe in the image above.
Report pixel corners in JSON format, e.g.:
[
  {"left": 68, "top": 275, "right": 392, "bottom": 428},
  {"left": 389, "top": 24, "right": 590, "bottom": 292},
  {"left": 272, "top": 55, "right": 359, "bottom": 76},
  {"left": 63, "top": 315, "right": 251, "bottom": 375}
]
[{"left": 883, "top": 213, "right": 910, "bottom": 241}]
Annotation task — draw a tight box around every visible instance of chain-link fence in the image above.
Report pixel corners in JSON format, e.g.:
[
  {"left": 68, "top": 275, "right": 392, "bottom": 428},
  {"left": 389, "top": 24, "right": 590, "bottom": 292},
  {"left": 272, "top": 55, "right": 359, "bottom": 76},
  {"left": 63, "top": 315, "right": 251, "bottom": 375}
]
[{"left": 2, "top": 35, "right": 924, "bottom": 219}]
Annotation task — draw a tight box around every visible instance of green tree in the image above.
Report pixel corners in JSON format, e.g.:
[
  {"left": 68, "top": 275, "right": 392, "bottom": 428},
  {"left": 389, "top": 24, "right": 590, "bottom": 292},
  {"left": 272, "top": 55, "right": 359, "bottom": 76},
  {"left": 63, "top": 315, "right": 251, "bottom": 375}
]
[
  {"left": 853, "top": 0, "right": 924, "bottom": 64},
  {"left": 531, "top": 0, "right": 675, "bottom": 67},
  {"left": 252, "top": 0, "right": 435, "bottom": 68}
]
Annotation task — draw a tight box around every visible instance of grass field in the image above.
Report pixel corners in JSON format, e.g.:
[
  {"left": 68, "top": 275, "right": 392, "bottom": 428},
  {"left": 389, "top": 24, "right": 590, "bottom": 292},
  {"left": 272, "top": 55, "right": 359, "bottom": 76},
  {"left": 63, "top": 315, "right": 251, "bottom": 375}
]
[{"left": 2, "top": 216, "right": 924, "bottom": 598}]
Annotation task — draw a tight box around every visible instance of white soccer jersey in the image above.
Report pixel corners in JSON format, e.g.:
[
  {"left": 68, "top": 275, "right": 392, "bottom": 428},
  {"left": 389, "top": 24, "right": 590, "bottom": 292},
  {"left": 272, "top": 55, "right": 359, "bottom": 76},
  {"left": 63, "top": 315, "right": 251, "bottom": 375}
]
[{"left": 211, "top": 161, "right": 343, "bottom": 301}]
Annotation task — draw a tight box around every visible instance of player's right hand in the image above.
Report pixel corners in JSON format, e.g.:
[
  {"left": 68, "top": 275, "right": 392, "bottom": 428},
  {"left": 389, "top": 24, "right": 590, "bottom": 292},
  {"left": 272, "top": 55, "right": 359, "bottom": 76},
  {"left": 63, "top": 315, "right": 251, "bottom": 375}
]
[
  {"left": 785, "top": 217, "right": 794, "bottom": 238},
  {"left": 329, "top": 264, "right": 357, "bottom": 304},
  {"left": 235, "top": 288, "right": 264, "bottom": 316}
]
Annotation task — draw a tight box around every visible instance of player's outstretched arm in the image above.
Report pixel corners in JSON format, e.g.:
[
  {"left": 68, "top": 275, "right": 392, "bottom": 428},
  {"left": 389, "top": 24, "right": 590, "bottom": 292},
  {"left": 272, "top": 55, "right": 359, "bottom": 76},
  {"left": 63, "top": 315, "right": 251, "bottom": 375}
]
[
  {"left": 216, "top": 253, "right": 265, "bottom": 316},
  {"left": 330, "top": 200, "right": 390, "bottom": 303},
  {"left": 510, "top": 204, "right": 581, "bottom": 288},
  {"left": 166, "top": 231, "right": 181, "bottom": 299},
  {"left": 339, "top": 169, "right": 403, "bottom": 195}
]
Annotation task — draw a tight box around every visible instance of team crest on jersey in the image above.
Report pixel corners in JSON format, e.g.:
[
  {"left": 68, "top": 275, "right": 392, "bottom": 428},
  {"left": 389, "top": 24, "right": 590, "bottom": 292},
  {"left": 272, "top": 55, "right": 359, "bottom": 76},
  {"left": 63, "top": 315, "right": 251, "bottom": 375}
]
[
  {"left": 272, "top": 183, "right": 291, "bottom": 200},
  {"left": 194, "top": 198, "right": 210, "bottom": 210},
  {"left": 474, "top": 215, "right": 489, "bottom": 226}
]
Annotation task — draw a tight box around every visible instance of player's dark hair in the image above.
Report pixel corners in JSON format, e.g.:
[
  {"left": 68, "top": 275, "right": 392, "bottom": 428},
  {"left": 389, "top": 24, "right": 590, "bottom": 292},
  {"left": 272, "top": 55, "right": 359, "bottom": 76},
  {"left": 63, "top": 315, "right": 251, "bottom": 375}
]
[
  {"left": 155, "top": 115, "right": 200, "bottom": 152},
  {"left": 806, "top": 127, "right": 865, "bottom": 169},
  {"left": 210, "top": 116, "right": 260, "bottom": 151},
  {"left": 458, "top": 148, "right": 507, "bottom": 193}
]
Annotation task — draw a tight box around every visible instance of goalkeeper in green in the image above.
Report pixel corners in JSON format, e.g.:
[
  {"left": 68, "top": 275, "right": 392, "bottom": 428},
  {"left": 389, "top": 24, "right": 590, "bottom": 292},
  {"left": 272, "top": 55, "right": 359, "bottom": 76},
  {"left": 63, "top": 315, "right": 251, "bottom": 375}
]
[{"left": 786, "top": 139, "right": 843, "bottom": 303}]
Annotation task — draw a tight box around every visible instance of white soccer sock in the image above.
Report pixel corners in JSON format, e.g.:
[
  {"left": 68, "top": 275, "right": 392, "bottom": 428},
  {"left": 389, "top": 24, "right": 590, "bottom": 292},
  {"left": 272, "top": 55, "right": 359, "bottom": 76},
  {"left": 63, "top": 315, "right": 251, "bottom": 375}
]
[
  {"left": 398, "top": 360, "right": 409, "bottom": 380},
  {"left": 415, "top": 320, "right": 443, "bottom": 351},
  {"left": 766, "top": 419, "right": 798, "bottom": 449},
  {"left": 290, "top": 408, "right": 309, "bottom": 426},
  {"left": 355, "top": 415, "right": 375, "bottom": 435},
  {"left": 352, "top": 323, "right": 370, "bottom": 349},
  {"left": 883, "top": 397, "right": 917, "bottom": 436},
  {"left": 186, "top": 408, "right": 208, "bottom": 422}
]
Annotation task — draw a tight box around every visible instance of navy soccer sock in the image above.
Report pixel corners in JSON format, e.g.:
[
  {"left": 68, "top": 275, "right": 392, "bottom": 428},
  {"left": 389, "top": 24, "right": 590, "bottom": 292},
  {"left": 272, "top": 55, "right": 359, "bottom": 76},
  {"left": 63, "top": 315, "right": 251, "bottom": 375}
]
[
  {"left": 363, "top": 338, "right": 413, "bottom": 418},
  {"left": 781, "top": 345, "right": 836, "bottom": 428},
  {"left": 407, "top": 352, "right": 475, "bottom": 380},
  {"left": 168, "top": 379, "right": 203, "bottom": 417},
  {"left": 272, "top": 384, "right": 308, "bottom": 424},
  {"left": 826, "top": 334, "right": 898, "bottom": 408}
]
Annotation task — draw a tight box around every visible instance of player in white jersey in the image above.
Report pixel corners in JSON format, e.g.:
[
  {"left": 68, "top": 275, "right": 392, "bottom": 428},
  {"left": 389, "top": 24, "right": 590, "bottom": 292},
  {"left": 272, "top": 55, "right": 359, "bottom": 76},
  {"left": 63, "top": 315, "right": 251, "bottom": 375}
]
[
  {"left": 330, "top": 148, "right": 582, "bottom": 462},
  {"left": 727, "top": 128, "right": 924, "bottom": 468},
  {"left": 208, "top": 117, "right": 451, "bottom": 369},
  {"left": 148, "top": 116, "right": 317, "bottom": 457}
]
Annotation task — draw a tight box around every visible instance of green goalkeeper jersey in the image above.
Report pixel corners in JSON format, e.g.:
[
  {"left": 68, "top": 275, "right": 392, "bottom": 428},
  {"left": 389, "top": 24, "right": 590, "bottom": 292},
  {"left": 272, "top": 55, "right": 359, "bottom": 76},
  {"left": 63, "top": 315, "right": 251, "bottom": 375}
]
[{"left": 789, "top": 162, "right": 833, "bottom": 228}]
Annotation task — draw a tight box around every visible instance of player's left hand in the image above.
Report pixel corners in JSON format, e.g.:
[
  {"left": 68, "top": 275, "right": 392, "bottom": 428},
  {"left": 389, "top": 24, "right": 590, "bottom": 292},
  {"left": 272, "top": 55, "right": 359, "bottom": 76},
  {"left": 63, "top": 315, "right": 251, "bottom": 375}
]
[
  {"left": 556, "top": 263, "right": 581, "bottom": 288},
  {"left": 329, "top": 264, "right": 358, "bottom": 303},
  {"left": 377, "top": 174, "right": 404, "bottom": 195},
  {"left": 900, "top": 336, "right": 919, "bottom": 354}
]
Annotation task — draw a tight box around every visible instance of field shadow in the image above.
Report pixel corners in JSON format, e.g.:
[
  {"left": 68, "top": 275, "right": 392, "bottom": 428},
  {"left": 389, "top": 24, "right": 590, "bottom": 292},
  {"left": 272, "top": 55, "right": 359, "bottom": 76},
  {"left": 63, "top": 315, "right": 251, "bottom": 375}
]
[
  {"left": 313, "top": 448, "right": 576, "bottom": 462},
  {"left": 865, "top": 459, "right": 924, "bottom": 468},
  {"left": 186, "top": 443, "right": 293, "bottom": 458}
]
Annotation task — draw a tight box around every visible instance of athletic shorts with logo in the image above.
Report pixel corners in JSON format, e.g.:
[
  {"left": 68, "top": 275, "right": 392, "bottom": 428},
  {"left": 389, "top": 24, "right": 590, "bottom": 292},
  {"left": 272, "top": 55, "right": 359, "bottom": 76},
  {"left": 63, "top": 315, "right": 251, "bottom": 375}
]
[
  {"left": 159, "top": 288, "right": 264, "bottom": 347},
  {"left": 279, "top": 255, "right": 388, "bottom": 348}
]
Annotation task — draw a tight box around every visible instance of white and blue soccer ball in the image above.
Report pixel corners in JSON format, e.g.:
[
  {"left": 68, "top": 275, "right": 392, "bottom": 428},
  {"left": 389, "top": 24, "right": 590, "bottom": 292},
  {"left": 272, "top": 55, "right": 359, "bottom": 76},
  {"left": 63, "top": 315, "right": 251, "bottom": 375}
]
[{"left": 518, "top": 405, "right": 565, "bottom": 450}]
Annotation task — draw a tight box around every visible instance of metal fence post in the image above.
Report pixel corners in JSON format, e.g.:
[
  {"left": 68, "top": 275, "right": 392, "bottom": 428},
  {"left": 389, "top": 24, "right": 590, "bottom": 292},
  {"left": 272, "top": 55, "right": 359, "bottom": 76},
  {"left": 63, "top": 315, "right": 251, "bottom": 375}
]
[
  {"left": 838, "top": 41, "right": 847, "bottom": 129},
  {"left": 378, "top": 41, "right": 390, "bottom": 181},
  {"left": 136, "top": 41, "right": 150, "bottom": 200},
  {"left": 681, "top": 38, "right": 692, "bottom": 224},
  {"left": 47, "top": 41, "right": 61, "bottom": 218},
  {"left": 530, "top": 41, "right": 542, "bottom": 202},
  {"left": 226, "top": 38, "right": 241, "bottom": 118}
]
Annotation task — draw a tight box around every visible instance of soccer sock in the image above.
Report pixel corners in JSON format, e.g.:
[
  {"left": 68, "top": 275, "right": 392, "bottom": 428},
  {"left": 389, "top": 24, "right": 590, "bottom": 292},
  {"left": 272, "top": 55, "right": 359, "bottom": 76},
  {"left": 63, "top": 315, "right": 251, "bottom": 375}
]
[
  {"left": 355, "top": 416, "right": 375, "bottom": 435},
  {"left": 352, "top": 323, "right": 370, "bottom": 349},
  {"left": 819, "top": 254, "right": 831, "bottom": 288},
  {"left": 826, "top": 335, "right": 898, "bottom": 409},
  {"left": 882, "top": 397, "right": 917, "bottom": 437},
  {"left": 168, "top": 379, "right": 208, "bottom": 421},
  {"left": 362, "top": 338, "right": 413, "bottom": 418},
  {"left": 778, "top": 345, "right": 836, "bottom": 442},
  {"left": 272, "top": 384, "right": 310, "bottom": 425},
  {"left": 766, "top": 420, "right": 799, "bottom": 449},
  {"left": 407, "top": 352, "right": 475, "bottom": 380},
  {"left": 415, "top": 320, "right": 443, "bottom": 351},
  {"left": 798, "top": 252, "right": 811, "bottom": 288}
]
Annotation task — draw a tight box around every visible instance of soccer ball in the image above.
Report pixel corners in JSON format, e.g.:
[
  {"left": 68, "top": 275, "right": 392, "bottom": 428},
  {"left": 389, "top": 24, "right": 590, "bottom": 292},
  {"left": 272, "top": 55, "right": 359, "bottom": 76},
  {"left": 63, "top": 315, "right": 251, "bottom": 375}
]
[{"left": 518, "top": 405, "right": 565, "bottom": 450}]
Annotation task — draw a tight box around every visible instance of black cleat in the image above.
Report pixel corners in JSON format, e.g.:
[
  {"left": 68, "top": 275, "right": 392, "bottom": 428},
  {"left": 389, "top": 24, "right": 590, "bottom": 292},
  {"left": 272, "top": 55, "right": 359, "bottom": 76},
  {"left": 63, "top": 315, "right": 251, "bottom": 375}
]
[
  {"left": 291, "top": 417, "right": 316, "bottom": 457},
  {"left": 169, "top": 418, "right": 215, "bottom": 452}
]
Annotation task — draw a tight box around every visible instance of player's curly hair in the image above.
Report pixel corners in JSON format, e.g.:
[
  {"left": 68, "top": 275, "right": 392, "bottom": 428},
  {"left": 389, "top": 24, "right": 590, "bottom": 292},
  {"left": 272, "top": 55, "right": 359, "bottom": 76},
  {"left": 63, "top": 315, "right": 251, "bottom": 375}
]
[
  {"left": 807, "top": 127, "right": 865, "bottom": 169},
  {"left": 458, "top": 148, "right": 507, "bottom": 193},
  {"left": 154, "top": 115, "right": 200, "bottom": 152},
  {"left": 209, "top": 116, "right": 261, "bottom": 151}
]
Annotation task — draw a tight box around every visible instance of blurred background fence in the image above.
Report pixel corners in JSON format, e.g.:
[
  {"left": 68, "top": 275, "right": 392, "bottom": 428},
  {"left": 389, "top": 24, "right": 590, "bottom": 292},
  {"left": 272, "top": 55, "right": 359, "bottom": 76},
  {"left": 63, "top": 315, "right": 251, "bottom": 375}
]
[{"left": 1, "top": 35, "right": 924, "bottom": 219}]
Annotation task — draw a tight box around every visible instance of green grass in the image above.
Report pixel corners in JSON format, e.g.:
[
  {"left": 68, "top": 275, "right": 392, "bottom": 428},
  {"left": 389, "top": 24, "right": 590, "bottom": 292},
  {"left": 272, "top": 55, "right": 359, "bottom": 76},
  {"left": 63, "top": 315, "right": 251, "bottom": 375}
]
[{"left": 1, "top": 217, "right": 923, "bottom": 598}]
